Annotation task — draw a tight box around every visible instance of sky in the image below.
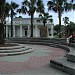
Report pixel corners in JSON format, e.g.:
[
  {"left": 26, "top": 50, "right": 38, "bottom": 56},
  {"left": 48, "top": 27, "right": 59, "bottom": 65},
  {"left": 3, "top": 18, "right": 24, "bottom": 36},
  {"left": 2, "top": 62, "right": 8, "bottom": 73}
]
[{"left": 6, "top": 0, "right": 75, "bottom": 25}]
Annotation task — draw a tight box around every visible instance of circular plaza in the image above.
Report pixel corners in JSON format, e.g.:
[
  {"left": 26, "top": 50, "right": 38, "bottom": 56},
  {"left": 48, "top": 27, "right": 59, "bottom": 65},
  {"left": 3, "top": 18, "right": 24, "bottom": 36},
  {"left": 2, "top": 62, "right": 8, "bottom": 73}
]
[{"left": 0, "top": 44, "right": 69, "bottom": 75}]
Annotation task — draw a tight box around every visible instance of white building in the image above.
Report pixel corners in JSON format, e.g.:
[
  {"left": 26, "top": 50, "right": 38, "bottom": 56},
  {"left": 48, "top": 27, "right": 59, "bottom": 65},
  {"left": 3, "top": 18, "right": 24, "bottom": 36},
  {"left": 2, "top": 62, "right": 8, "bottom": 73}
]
[{"left": 5, "top": 18, "right": 54, "bottom": 38}]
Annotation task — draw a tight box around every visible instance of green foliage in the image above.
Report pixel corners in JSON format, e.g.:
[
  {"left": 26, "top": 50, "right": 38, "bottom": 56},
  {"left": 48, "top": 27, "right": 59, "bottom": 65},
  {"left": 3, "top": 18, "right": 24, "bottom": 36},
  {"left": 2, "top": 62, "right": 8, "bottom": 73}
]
[
  {"left": 63, "top": 17, "right": 69, "bottom": 26},
  {"left": 5, "top": 1, "right": 19, "bottom": 18},
  {"left": 5, "top": 3, "right": 11, "bottom": 17},
  {"left": 54, "top": 24, "right": 65, "bottom": 33},
  {"left": 39, "top": 12, "right": 53, "bottom": 26},
  {"left": 66, "top": 21, "right": 75, "bottom": 36},
  {"left": 54, "top": 25, "right": 59, "bottom": 34}
]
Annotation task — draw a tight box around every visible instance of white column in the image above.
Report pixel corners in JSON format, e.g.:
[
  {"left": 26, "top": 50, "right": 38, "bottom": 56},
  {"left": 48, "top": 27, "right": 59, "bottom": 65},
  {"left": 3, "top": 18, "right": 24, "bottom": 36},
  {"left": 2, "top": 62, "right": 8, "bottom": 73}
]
[
  {"left": 35, "top": 25, "right": 38, "bottom": 37},
  {"left": 51, "top": 24, "right": 53, "bottom": 38},
  {"left": 13, "top": 26, "right": 15, "bottom": 37},
  {"left": 28, "top": 25, "right": 30, "bottom": 37},
  {"left": 20, "top": 25, "right": 22, "bottom": 37},
  {"left": 6, "top": 26, "right": 8, "bottom": 37}
]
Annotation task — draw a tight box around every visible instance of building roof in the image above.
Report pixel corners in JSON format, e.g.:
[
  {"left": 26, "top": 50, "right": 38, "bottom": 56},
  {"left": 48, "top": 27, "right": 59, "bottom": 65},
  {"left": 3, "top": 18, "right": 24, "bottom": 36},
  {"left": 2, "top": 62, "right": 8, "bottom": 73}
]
[{"left": 13, "top": 18, "right": 40, "bottom": 21}]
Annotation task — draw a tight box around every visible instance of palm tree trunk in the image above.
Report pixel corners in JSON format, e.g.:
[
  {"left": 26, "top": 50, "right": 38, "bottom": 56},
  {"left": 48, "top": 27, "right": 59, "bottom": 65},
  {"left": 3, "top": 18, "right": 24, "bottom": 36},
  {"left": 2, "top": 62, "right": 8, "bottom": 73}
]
[
  {"left": 0, "top": 0, "right": 5, "bottom": 45},
  {"left": 58, "top": 11, "right": 61, "bottom": 38},
  {"left": 31, "top": 13, "right": 34, "bottom": 37},
  {"left": 44, "top": 22, "right": 45, "bottom": 26},
  {"left": 11, "top": 8, "right": 13, "bottom": 37},
  {"left": 0, "top": 23, "right": 5, "bottom": 44}
]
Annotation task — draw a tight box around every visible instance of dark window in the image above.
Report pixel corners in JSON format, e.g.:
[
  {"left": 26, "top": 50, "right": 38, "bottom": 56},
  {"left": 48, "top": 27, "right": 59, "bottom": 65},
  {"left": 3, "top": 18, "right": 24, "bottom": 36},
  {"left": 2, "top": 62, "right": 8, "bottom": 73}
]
[{"left": 25, "top": 30, "right": 27, "bottom": 36}]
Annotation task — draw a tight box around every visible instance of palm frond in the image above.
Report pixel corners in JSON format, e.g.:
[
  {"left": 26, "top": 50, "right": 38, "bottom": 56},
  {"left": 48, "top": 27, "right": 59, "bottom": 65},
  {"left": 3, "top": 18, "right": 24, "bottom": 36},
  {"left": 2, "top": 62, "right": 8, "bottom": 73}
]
[
  {"left": 73, "top": 4, "right": 75, "bottom": 10},
  {"left": 17, "top": 9, "right": 21, "bottom": 13},
  {"left": 11, "top": 1, "right": 19, "bottom": 9}
]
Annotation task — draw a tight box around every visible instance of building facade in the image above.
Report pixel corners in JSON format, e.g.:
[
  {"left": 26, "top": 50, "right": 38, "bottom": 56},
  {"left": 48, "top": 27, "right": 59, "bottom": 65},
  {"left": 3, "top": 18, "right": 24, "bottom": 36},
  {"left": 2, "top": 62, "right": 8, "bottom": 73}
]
[{"left": 5, "top": 18, "right": 54, "bottom": 38}]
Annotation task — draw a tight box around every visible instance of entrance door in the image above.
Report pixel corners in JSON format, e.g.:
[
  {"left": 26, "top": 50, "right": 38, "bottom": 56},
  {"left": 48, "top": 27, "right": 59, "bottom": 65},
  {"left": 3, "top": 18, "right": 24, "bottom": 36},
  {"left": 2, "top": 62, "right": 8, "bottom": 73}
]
[{"left": 25, "top": 30, "right": 27, "bottom": 36}]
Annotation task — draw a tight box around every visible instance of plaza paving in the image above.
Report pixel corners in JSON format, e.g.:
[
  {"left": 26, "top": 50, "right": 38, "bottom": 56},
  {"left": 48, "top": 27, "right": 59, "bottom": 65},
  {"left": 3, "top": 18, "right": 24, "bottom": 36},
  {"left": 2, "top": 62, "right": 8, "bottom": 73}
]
[{"left": 0, "top": 44, "right": 69, "bottom": 75}]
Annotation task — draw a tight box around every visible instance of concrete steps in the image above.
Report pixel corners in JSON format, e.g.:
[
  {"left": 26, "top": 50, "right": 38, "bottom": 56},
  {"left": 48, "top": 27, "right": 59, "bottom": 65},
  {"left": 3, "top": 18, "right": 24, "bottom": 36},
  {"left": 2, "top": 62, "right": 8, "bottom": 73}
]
[
  {"left": 0, "top": 43, "right": 34, "bottom": 56},
  {"left": 67, "top": 51, "right": 75, "bottom": 62},
  {"left": 0, "top": 47, "right": 29, "bottom": 53},
  {"left": 0, "top": 48, "right": 33, "bottom": 56},
  {"left": 50, "top": 57, "right": 75, "bottom": 75},
  {"left": 5, "top": 37, "right": 66, "bottom": 45},
  {"left": 50, "top": 45, "right": 75, "bottom": 75}
]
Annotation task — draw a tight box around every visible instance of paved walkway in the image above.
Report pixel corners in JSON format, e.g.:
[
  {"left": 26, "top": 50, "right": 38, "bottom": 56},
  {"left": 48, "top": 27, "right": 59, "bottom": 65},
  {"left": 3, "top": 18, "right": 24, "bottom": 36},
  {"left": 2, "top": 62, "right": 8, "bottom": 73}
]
[{"left": 0, "top": 44, "right": 69, "bottom": 75}]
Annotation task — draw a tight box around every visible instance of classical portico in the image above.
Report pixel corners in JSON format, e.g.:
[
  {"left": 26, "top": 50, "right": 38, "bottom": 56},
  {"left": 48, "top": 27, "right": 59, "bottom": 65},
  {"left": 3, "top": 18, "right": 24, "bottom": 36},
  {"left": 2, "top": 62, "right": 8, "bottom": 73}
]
[{"left": 5, "top": 18, "right": 54, "bottom": 38}]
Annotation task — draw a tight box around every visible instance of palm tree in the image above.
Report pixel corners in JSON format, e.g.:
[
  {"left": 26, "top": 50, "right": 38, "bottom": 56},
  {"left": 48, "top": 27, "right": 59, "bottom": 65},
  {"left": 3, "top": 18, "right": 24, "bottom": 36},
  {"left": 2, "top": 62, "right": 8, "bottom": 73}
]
[
  {"left": 39, "top": 12, "right": 53, "bottom": 26},
  {"left": 38, "top": 12, "right": 53, "bottom": 37},
  {"left": 47, "top": 0, "right": 72, "bottom": 38},
  {"left": 5, "top": 2, "right": 11, "bottom": 19},
  {"left": 10, "top": 1, "right": 19, "bottom": 37},
  {"left": 17, "top": 0, "right": 44, "bottom": 37},
  {"left": 4, "top": 2, "right": 19, "bottom": 37},
  {"left": 0, "top": 0, "right": 5, "bottom": 44},
  {"left": 63, "top": 17, "right": 69, "bottom": 26},
  {"left": 63, "top": 17, "right": 69, "bottom": 37}
]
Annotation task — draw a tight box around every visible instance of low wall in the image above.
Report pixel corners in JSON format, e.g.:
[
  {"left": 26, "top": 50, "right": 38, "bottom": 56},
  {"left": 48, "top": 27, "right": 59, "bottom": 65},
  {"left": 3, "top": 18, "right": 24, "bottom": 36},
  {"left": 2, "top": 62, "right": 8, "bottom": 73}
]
[{"left": 6, "top": 37, "right": 66, "bottom": 45}]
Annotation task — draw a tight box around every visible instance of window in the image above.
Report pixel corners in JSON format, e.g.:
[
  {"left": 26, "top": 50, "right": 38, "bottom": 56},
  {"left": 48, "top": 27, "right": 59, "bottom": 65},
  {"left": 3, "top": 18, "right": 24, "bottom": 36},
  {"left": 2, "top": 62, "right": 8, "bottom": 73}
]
[{"left": 48, "top": 29, "right": 51, "bottom": 36}]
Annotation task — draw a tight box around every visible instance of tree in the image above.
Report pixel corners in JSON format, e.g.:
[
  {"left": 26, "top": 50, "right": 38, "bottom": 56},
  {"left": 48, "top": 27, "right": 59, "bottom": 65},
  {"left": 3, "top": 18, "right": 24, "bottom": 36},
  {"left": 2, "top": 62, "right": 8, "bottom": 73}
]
[
  {"left": 63, "top": 17, "right": 69, "bottom": 36},
  {"left": 4, "top": 2, "right": 19, "bottom": 37},
  {"left": 38, "top": 12, "right": 53, "bottom": 37},
  {"left": 63, "top": 17, "right": 69, "bottom": 26},
  {"left": 47, "top": 0, "right": 72, "bottom": 38},
  {"left": 0, "top": 0, "right": 5, "bottom": 44},
  {"left": 66, "top": 21, "right": 75, "bottom": 36},
  {"left": 54, "top": 24, "right": 60, "bottom": 34},
  {"left": 17, "top": 0, "right": 44, "bottom": 37},
  {"left": 39, "top": 12, "right": 53, "bottom": 26},
  {"left": 5, "top": 2, "right": 11, "bottom": 19},
  {"left": 10, "top": 1, "right": 19, "bottom": 37},
  {"left": 3, "top": 2, "right": 19, "bottom": 38}
]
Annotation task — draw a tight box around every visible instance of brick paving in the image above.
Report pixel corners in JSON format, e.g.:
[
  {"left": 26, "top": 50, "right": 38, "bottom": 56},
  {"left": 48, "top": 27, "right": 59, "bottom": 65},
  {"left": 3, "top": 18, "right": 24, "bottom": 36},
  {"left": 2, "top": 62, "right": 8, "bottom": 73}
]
[{"left": 0, "top": 44, "right": 69, "bottom": 75}]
